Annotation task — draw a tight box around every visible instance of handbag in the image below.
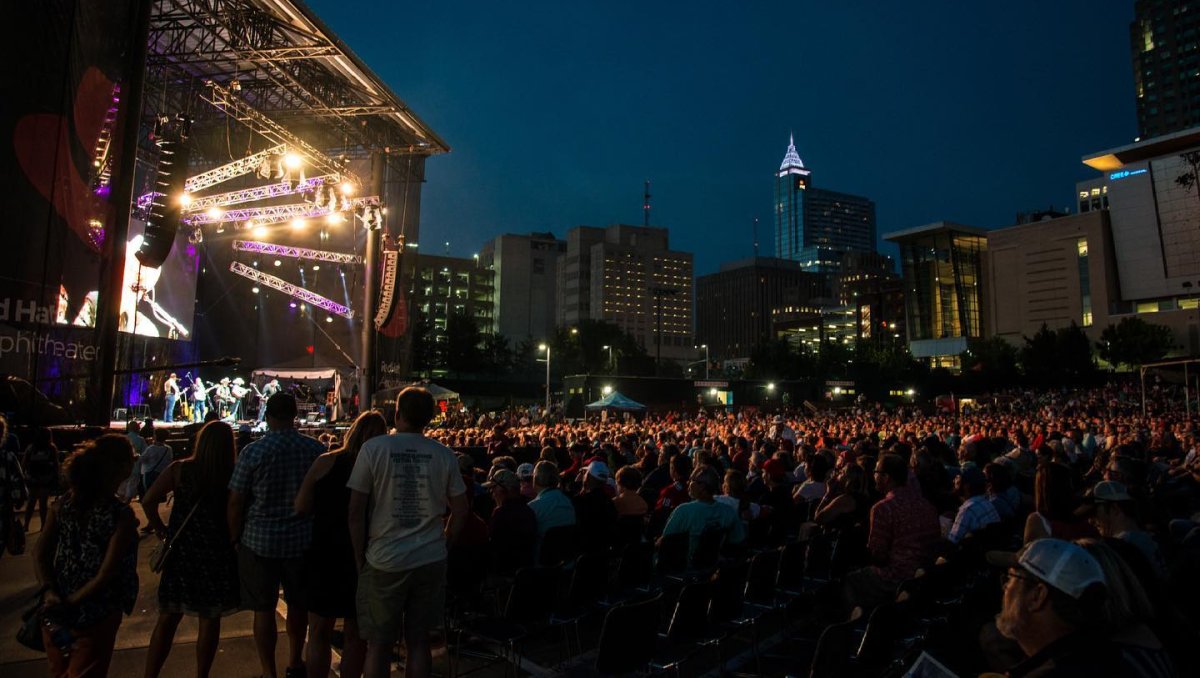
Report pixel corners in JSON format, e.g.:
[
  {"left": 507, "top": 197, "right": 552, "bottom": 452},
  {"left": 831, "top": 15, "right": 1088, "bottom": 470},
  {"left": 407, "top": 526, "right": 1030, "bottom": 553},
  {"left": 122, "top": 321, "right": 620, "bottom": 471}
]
[
  {"left": 149, "top": 500, "right": 201, "bottom": 573},
  {"left": 15, "top": 590, "right": 46, "bottom": 652},
  {"left": 5, "top": 516, "right": 24, "bottom": 556}
]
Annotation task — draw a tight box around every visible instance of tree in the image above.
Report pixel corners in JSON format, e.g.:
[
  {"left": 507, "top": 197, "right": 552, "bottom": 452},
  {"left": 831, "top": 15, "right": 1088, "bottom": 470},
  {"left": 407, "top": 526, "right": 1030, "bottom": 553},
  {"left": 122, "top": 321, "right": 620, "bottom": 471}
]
[
  {"left": 1054, "top": 322, "right": 1097, "bottom": 383},
  {"left": 1019, "top": 324, "right": 1059, "bottom": 383},
  {"left": 1175, "top": 151, "right": 1200, "bottom": 214},
  {"left": 443, "top": 311, "right": 483, "bottom": 377},
  {"left": 961, "top": 336, "right": 1020, "bottom": 387},
  {"left": 479, "top": 332, "right": 513, "bottom": 375},
  {"left": 1097, "top": 317, "right": 1175, "bottom": 370},
  {"left": 1017, "top": 323, "right": 1097, "bottom": 385},
  {"left": 408, "top": 317, "right": 437, "bottom": 376}
]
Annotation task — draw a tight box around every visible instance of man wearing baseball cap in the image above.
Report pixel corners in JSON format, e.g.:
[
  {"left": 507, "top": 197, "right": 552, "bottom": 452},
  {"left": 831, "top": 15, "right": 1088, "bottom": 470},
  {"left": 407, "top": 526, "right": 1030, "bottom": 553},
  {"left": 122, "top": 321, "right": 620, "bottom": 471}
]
[
  {"left": 572, "top": 461, "right": 617, "bottom": 553},
  {"left": 483, "top": 469, "right": 536, "bottom": 574},
  {"left": 1077, "top": 480, "right": 1167, "bottom": 578},
  {"left": 990, "top": 538, "right": 1111, "bottom": 676}
]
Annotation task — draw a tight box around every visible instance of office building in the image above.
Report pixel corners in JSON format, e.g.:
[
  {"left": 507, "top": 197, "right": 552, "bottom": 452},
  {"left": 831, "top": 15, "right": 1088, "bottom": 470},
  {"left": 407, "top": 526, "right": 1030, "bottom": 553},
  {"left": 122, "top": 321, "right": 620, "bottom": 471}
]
[
  {"left": 410, "top": 253, "right": 494, "bottom": 344},
  {"left": 885, "top": 222, "right": 987, "bottom": 368},
  {"left": 774, "top": 134, "right": 877, "bottom": 271},
  {"left": 1131, "top": 0, "right": 1200, "bottom": 140},
  {"left": 479, "top": 232, "right": 566, "bottom": 341},
  {"left": 556, "top": 224, "right": 693, "bottom": 360},
  {"left": 985, "top": 210, "right": 1118, "bottom": 343},
  {"left": 695, "top": 257, "right": 820, "bottom": 362}
]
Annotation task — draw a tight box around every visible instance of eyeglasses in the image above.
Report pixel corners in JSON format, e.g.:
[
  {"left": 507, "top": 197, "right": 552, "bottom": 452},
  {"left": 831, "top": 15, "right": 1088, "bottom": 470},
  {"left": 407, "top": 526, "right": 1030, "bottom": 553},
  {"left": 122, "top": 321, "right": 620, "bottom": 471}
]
[{"left": 1003, "top": 569, "right": 1037, "bottom": 587}]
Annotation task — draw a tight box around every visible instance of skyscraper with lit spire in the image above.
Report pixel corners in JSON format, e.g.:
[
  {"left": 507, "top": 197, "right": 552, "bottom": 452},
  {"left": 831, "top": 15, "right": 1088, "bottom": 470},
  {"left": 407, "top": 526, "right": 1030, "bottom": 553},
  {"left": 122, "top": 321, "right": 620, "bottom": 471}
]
[
  {"left": 775, "top": 133, "right": 811, "bottom": 261},
  {"left": 773, "top": 134, "right": 877, "bottom": 272}
]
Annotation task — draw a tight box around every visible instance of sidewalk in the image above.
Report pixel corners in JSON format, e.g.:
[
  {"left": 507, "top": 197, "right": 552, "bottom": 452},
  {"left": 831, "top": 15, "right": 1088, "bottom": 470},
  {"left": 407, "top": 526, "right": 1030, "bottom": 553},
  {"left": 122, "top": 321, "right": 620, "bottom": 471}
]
[{"left": 0, "top": 503, "right": 351, "bottom": 677}]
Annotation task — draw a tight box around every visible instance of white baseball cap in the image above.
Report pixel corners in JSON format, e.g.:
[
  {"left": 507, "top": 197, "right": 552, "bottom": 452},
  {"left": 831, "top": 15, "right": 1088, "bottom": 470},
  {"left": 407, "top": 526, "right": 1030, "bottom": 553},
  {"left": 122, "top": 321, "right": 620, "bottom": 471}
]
[{"left": 988, "top": 538, "right": 1106, "bottom": 599}]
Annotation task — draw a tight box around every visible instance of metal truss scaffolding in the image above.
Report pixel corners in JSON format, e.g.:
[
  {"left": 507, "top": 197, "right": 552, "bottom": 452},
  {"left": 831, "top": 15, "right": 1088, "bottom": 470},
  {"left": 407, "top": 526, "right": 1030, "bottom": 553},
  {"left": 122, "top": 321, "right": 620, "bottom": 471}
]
[
  {"left": 231, "top": 239, "right": 362, "bottom": 264},
  {"left": 185, "top": 195, "right": 378, "bottom": 225},
  {"left": 146, "top": 0, "right": 449, "bottom": 167},
  {"left": 229, "top": 261, "right": 352, "bottom": 318},
  {"left": 183, "top": 174, "right": 332, "bottom": 211}
]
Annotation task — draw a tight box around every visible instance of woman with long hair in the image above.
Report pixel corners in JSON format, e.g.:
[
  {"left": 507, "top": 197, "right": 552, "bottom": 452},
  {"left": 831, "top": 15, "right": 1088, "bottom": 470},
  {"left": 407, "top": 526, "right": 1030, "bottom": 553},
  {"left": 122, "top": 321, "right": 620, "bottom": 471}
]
[
  {"left": 1023, "top": 462, "right": 1097, "bottom": 543},
  {"left": 33, "top": 434, "right": 138, "bottom": 677},
  {"left": 294, "top": 411, "right": 388, "bottom": 678},
  {"left": 141, "top": 421, "right": 239, "bottom": 678}
]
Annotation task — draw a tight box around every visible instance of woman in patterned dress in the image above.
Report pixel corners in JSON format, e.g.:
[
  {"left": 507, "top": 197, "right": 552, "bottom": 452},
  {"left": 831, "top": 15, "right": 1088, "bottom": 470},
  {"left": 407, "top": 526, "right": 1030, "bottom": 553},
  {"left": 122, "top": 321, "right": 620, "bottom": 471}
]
[
  {"left": 33, "top": 434, "right": 139, "bottom": 677},
  {"left": 141, "top": 421, "right": 239, "bottom": 678}
]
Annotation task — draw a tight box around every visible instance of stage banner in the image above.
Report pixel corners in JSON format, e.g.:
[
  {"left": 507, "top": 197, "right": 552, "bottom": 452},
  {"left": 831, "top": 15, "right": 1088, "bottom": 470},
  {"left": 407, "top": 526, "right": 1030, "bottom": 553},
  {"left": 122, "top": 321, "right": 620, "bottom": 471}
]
[{"left": 0, "top": 0, "right": 140, "bottom": 403}]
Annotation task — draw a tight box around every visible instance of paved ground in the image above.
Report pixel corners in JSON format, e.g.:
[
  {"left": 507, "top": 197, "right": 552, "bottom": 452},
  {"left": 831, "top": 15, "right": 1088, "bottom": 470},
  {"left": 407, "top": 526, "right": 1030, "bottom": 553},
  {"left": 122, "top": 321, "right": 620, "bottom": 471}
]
[
  {"left": 0, "top": 503, "right": 778, "bottom": 677},
  {"left": 0, "top": 503, "right": 415, "bottom": 677}
]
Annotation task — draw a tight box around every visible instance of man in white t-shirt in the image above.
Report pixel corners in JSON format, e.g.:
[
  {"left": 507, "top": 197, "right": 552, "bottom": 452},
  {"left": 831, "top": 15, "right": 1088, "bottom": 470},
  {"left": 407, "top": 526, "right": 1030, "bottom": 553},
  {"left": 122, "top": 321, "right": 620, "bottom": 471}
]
[{"left": 347, "top": 387, "right": 467, "bottom": 678}]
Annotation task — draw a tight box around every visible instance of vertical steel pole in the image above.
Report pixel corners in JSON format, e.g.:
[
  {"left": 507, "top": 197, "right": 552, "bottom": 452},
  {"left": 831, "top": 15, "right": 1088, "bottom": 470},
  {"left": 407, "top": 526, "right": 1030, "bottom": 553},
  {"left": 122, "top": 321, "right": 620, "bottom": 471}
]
[
  {"left": 92, "top": 0, "right": 153, "bottom": 425},
  {"left": 359, "top": 151, "right": 384, "bottom": 410}
]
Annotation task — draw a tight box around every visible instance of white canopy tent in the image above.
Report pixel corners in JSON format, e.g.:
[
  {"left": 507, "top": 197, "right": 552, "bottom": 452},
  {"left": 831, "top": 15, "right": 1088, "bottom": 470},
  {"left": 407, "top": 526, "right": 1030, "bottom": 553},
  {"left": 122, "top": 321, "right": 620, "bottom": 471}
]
[{"left": 251, "top": 367, "right": 345, "bottom": 421}]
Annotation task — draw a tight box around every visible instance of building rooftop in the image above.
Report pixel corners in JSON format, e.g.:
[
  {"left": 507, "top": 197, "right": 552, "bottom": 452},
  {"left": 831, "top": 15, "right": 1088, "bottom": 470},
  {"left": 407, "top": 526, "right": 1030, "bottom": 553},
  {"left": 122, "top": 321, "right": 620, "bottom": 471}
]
[
  {"left": 883, "top": 221, "right": 988, "bottom": 242},
  {"left": 714, "top": 256, "right": 803, "bottom": 273},
  {"left": 1082, "top": 126, "right": 1200, "bottom": 172}
]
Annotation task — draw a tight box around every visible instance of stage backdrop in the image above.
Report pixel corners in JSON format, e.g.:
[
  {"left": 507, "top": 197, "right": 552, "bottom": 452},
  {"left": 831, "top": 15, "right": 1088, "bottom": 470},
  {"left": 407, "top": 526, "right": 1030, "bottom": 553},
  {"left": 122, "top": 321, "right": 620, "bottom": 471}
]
[{"left": 0, "top": 0, "right": 196, "bottom": 415}]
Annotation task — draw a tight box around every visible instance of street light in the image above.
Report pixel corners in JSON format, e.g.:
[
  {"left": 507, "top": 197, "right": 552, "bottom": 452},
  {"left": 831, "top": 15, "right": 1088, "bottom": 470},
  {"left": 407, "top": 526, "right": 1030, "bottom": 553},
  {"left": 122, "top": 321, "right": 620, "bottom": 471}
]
[
  {"left": 696, "top": 344, "right": 710, "bottom": 379},
  {"left": 603, "top": 344, "right": 613, "bottom": 372},
  {"left": 538, "top": 343, "right": 551, "bottom": 412},
  {"left": 602, "top": 385, "right": 613, "bottom": 395}
]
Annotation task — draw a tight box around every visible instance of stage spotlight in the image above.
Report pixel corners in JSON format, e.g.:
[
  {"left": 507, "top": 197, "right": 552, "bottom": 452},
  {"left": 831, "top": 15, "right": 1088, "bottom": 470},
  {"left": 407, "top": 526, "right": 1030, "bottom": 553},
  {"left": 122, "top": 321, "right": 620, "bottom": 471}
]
[
  {"left": 283, "top": 152, "right": 303, "bottom": 170},
  {"left": 188, "top": 227, "right": 203, "bottom": 245},
  {"left": 177, "top": 193, "right": 192, "bottom": 208},
  {"left": 251, "top": 286, "right": 259, "bottom": 294},
  {"left": 340, "top": 181, "right": 355, "bottom": 196},
  {"left": 274, "top": 260, "right": 282, "bottom": 267},
  {"left": 216, "top": 223, "right": 225, "bottom": 234},
  {"left": 292, "top": 218, "right": 307, "bottom": 230},
  {"left": 289, "top": 301, "right": 297, "bottom": 309},
  {"left": 312, "top": 265, "right": 320, "bottom": 271},
  {"left": 325, "top": 212, "right": 345, "bottom": 226},
  {"left": 205, "top": 207, "right": 223, "bottom": 220},
  {"left": 252, "top": 225, "right": 267, "bottom": 239},
  {"left": 326, "top": 316, "right": 333, "bottom": 323}
]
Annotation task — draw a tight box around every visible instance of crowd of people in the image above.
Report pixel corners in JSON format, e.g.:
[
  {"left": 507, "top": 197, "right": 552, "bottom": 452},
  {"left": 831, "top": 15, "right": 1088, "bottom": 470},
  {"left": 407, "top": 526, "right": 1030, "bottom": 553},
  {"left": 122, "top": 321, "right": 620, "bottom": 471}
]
[{"left": 1, "top": 379, "right": 1199, "bottom": 676}]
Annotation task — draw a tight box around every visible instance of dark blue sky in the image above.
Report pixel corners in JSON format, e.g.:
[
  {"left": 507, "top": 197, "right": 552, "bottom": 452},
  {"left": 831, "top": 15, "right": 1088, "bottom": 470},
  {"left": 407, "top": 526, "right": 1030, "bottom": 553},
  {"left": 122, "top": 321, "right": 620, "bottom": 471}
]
[{"left": 308, "top": 0, "right": 1137, "bottom": 275}]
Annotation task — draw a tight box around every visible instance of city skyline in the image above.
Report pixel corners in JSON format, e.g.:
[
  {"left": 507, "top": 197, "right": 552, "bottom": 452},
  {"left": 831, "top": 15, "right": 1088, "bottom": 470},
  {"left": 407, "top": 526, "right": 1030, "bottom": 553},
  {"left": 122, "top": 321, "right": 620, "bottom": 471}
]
[{"left": 307, "top": 1, "right": 1137, "bottom": 275}]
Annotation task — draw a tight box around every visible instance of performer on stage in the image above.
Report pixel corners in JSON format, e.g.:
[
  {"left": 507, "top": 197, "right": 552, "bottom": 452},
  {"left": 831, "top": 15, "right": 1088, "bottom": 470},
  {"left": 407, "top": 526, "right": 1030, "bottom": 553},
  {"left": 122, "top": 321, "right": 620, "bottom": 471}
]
[
  {"left": 230, "top": 378, "right": 250, "bottom": 421},
  {"left": 255, "top": 378, "right": 281, "bottom": 423},
  {"left": 163, "top": 373, "right": 181, "bottom": 423},
  {"left": 216, "top": 378, "right": 233, "bottom": 421},
  {"left": 191, "top": 377, "right": 210, "bottom": 422}
]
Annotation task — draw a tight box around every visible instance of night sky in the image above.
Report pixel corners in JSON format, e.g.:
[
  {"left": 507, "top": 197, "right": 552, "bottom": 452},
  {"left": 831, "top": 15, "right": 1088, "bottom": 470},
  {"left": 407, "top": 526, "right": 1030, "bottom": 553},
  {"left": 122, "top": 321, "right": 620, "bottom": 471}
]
[{"left": 306, "top": 0, "right": 1137, "bottom": 275}]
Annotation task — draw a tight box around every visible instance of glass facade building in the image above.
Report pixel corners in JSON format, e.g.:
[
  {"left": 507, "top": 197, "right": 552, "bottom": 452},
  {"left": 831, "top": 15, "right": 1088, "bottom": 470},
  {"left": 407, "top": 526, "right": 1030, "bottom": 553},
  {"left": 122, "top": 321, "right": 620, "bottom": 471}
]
[
  {"left": 886, "top": 223, "right": 986, "bottom": 367},
  {"left": 1131, "top": 0, "right": 1200, "bottom": 140},
  {"left": 774, "top": 136, "right": 876, "bottom": 272},
  {"left": 775, "top": 134, "right": 811, "bottom": 261}
]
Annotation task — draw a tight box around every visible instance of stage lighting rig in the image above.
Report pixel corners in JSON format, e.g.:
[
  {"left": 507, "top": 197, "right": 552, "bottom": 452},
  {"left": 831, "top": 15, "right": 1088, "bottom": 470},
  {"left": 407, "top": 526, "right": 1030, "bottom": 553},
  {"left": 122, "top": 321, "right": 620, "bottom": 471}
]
[
  {"left": 231, "top": 239, "right": 364, "bottom": 265},
  {"left": 229, "top": 262, "right": 353, "bottom": 319}
]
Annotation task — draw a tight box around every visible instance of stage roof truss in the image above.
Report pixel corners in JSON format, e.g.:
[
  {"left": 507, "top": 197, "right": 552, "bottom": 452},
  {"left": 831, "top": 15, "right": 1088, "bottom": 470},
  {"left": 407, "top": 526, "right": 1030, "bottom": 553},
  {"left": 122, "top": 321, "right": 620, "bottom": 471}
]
[
  {"left": 232, "top": 239, "right": 363, "bottom": 264},
  {"left": 183, "top": 174, "right": 334, "bottom": 211},
  {"left": 146, "top": 0, "right": 448, "bottom": 166},
  {"left": 186, "top": 195, "right": 377, "bottom": 225},
  {"left": 230, "top": 261, "right": 353, "bottom": 318},
  {"left": 183, "top": 142, "right": 288, "bottom": 192}
]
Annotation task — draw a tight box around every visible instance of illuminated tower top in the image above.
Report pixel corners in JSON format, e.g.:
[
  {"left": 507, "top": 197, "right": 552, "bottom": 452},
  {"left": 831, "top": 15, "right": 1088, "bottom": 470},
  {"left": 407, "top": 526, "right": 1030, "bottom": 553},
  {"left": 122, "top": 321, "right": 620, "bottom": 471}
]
[{"left": 778, "top": 133, "right": 810, "bottom": 176}]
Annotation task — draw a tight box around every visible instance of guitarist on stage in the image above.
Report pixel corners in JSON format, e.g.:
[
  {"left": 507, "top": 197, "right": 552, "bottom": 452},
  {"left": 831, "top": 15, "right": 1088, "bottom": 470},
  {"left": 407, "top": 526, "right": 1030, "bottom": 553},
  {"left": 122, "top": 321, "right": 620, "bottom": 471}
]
[
  {"left": 254, "top": 378, "right": 281, "bottom": 423},
  {"left": 163, "top": 373, "right": 182, "bottom": 423}
]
